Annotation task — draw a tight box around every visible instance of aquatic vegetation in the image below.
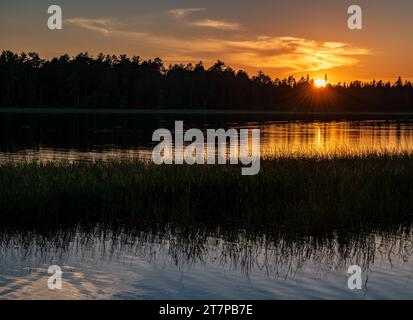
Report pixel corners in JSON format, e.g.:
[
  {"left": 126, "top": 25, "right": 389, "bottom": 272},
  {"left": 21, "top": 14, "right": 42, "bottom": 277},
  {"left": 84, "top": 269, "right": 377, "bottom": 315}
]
[{"left": 0, "top": 154, "right": 412, "bottom": 235}]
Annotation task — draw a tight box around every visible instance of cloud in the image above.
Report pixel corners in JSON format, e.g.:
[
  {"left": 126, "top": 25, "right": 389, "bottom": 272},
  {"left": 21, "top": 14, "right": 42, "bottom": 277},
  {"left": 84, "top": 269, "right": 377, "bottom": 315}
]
[
  {"left": 191, "top": 19, "right": 240, "bottom": 30},
  {"left": 65, "top": 18, "right": 113, "bottom": 36},
  {"left": 65, "top": 17, "right": 370, "bottom": 73},
  {"left": 65, "top": 18, "right": 146, "bottom": 37},
  {"left": 168, "top": 8, "right": 206, "bottom": 19},
  {"left": 169, "top": 8, "right": 240, "bottom": 30},
  {"left": 222, "top": 37, "right": 370, "bottom": 72}
]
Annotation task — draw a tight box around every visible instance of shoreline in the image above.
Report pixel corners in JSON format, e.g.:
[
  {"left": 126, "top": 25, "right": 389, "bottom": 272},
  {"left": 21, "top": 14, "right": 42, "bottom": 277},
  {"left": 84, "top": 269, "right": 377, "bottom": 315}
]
[{"left": 1, "top": 108, "right": 413, "bottom": 120}]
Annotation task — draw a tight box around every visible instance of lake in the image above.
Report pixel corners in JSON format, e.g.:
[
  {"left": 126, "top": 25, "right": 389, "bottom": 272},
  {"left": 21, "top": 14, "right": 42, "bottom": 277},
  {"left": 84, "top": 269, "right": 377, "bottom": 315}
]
[
  {"left": 1, "top": 113, "right": 413, "bottom": 162},
  {"left": 0, "top": 112, "right": 412, "bottom": 299},
  {"left": 0, "top": 225, "right": 412, "bottom": 299}
]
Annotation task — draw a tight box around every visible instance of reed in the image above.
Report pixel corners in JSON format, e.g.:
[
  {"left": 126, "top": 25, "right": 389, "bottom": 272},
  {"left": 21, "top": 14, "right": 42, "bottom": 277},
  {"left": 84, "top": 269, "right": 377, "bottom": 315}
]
[{"left": 0, "top": 154, "right": 412, "bottom": 234}]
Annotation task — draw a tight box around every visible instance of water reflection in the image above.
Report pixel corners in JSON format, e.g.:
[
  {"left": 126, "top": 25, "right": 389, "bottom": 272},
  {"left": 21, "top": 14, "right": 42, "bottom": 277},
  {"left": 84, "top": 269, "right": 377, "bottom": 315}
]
[
  {"left": 1, "top": 115, "right": 413, "bottom": 162},
  {"left": 1, "top": 114, "right": 413, "bottom": 299},
  {"left": 0, "top": 225, "right": 412, "bottom": 299},
  {"left": 258, "top": 120, "right": 413, "bottom": 156}
]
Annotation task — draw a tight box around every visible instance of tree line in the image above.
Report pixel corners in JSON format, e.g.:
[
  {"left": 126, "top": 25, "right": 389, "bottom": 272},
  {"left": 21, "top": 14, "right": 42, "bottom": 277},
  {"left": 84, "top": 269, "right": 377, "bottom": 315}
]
[{"left": 1, "top": 50, "right": 412, "bottom": 111}]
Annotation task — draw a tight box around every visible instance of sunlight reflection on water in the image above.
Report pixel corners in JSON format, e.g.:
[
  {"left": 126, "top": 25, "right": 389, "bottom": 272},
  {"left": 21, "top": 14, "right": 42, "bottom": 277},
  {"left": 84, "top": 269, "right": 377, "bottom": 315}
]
[{"left": 1, "top": 120, "right": 413, "bottom": 162}]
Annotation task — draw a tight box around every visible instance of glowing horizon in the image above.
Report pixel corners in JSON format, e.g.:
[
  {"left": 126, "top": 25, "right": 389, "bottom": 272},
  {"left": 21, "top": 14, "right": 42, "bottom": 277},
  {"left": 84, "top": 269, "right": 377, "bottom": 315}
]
[{"left": 1, "top": 0, "right": 413, "bottom": 83}]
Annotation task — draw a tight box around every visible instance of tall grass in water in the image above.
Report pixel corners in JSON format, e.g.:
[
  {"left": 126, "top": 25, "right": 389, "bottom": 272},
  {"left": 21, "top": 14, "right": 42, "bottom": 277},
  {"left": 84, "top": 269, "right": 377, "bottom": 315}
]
[
  {"left": 1, "top": 224, "right": 411, "bottom": 278},
  {"left": 0, "top": 153, "right": 412, "bottom": 234}
]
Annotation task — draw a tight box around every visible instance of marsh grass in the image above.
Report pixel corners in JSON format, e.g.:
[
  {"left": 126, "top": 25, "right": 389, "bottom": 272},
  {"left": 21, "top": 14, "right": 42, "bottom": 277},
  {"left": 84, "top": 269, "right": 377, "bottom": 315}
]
[
  {"left": 1, "top": 223, "right": 411, "bottom": 278},
  {"left": 0, "top": 153, "right": 412, "bottom": 234}
]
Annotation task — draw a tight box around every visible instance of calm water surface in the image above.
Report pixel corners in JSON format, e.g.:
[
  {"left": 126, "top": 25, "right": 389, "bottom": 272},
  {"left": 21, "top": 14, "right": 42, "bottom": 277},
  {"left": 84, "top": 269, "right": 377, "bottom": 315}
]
[
  {"left": 1, "top": 114, "right": 413, "bottom": 161},
  {"left": 1, "top": 114, "right": 412, "bottom": 299},
  {"left": 0, "top": 226, "right": 412, "bottom": 299}
]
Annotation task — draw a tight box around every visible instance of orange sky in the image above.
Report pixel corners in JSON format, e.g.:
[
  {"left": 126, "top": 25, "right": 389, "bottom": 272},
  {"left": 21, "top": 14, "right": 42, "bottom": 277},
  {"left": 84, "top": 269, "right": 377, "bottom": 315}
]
[{"left": 1, "top": 0, "right": 413, "bottom": 83}]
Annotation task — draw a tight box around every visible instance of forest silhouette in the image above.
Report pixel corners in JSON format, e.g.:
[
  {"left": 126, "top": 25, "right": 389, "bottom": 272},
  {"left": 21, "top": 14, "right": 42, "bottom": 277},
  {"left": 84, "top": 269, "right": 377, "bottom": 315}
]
[{"left": 1, "top": 51, "right": 412, "bottom": 111}]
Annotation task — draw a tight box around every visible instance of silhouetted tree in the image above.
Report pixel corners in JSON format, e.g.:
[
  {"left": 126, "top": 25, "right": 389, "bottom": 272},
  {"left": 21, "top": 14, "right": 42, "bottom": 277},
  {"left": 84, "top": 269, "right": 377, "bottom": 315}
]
[{"left": 1, "top": 51, "right": 412, "bottom": 112}]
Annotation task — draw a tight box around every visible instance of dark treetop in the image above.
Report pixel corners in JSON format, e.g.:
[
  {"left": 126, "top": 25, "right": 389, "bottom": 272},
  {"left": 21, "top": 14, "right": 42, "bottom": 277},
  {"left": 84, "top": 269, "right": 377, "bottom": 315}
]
[{"left": 1, "top": 51, "right": 412, "bottom": 111}]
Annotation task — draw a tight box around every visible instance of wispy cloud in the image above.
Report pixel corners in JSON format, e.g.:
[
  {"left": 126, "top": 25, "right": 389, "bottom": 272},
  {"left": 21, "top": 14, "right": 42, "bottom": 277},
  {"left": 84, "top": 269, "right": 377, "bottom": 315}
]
[
  {"left": 65, "top": 17, "right": 370, "bottom": 73},
  {"left": 168, "top": 8, "right": 205, "bottom": 19},
  {"left": 223, "top": 36, "right": 370, "bottom": 72},
  {"left": 191, "top": 19, "right": 240, "bottom": 30},
  {"left": 65, "top": 18, "right": 146, "bottom": 37},
  {"left": 65, "top": 18, "right": 113, "bottom": 36},
  {"left": 169, "top": 8, "right": 240, "bottom": 30}
]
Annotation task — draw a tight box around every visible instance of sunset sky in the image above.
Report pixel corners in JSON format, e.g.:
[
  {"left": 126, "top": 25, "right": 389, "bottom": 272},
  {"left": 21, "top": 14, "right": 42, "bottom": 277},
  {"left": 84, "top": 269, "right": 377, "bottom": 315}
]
[{"left": 1, "top": 0, "right": 413, "bottom": 83}]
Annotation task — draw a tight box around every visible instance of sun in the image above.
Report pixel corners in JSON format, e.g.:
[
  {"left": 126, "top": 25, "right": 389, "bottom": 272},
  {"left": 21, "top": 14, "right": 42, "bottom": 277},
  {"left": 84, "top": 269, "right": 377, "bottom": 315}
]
[{"left": 314, "top": 79, "right": 327, "bottom": 88}]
